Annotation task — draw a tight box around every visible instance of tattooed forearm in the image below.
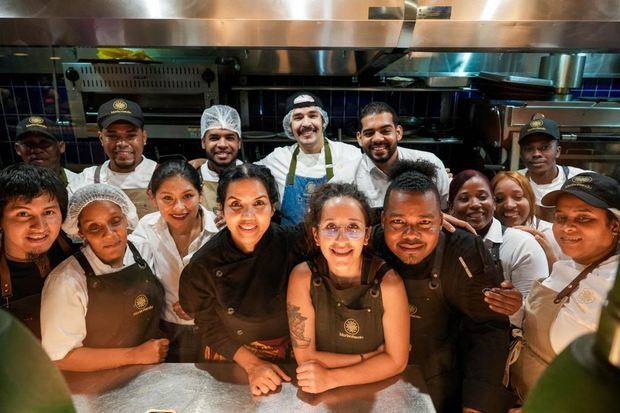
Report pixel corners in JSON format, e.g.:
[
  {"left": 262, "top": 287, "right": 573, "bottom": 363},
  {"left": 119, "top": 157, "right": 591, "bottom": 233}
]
[{"left": 287, "top": 303, "right": 311, "bottom": 349}]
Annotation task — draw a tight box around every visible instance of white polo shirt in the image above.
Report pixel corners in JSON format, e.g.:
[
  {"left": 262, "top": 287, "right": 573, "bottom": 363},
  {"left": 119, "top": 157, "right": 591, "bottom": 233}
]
[
  {"left": 256, "top": 139, "right": 362, "bottom": 203},
  {"left": 353, "top": 147, "right": 450, "bottom": 210},
  {"left": 517, "top": 165, "right": 588, "bottom": 205},
  {"left": 542, "top": 254, "right": 618, "bottom": 354},
  {"left": 67, "top": 157, "right": 158, "bottom": 197},
  {"left": 40, "top": 239, "right": 154, "bottom": 361},
  {"left": 131, "top": 206, "right": 219, "bottom": 325},
  {"left": 484, "top": 218, "right": 550, "bottom": 326}
]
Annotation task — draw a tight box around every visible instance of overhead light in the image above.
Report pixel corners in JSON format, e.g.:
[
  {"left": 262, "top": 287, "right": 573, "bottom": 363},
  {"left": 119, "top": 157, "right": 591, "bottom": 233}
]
[
  {"left": 49, "top": 56, "right": 62, "bottom": 60},
  {"left": 13, "top": 52, "right": 29, "bottom": 57}
]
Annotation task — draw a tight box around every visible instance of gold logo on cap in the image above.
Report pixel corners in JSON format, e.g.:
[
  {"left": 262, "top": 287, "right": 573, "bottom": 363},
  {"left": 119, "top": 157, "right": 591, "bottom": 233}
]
[
  {"left": 343, "top": 318, "right": 360, "bottom": 335},
  {"left": 113, "top": 100, "right": 128, "bottom": 111},
  {"left": 529, "top": 119, "right": 544, "bottom": 129},
  {"left": 572, "top": 176, "right": 593, "bottom": 184},
  {"left": 28, "top": 116, "right": 44, "bottom": 125},
  {"left": 134, "top": 294, "right": 148, "bottom": 310}
]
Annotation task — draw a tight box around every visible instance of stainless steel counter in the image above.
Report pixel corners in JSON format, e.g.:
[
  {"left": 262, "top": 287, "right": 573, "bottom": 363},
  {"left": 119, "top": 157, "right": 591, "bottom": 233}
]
[{"left": 64, "top": 363, "right": 435, "bottom": 413}]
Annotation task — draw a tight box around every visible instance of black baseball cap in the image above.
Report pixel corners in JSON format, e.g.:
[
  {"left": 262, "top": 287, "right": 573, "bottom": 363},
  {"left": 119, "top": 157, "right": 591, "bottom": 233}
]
[
  {"left": 285, "top": 92, "right": 325, "bottom": 113},
  {"left": 15, "top": 116, "right": 59, "bottom": 141},
  {"left": 97, "top": 98, "right": 144, "bottom": 129},
  {"left": 542, "top": 172, "right": 620, "bottom": 217},
  {"left": 519, "top": 118, "right": 560, "bottom": 144}
]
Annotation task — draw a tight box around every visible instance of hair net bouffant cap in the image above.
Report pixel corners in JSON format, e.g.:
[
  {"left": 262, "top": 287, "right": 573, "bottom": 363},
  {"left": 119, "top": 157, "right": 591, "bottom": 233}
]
[
  {"left": 200, "top": 105, "right": 242, "bottom": 140},
  {"left": 62, "top": 183, "right": 139, "bottom": 236},
  {"left": 282, "top": 92, "right": 329, "bottom": 140}
]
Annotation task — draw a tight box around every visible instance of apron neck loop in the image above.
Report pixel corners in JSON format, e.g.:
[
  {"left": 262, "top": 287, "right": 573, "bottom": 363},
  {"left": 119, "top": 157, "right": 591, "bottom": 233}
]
[
  {"left": 285, "top": 139, "right": 333, "bottom": 186},
  {"left": 429, "top": 232, "right": 446, "bottom": 290},
  {"left": 554, "top": 249, "right": 617, "bottom": 304}
]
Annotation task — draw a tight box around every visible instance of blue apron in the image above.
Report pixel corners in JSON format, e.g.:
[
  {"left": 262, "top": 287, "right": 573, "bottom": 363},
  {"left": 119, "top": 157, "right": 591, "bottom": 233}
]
[{"left": 280, "top": 140, "right": 334, "bottom": 226}]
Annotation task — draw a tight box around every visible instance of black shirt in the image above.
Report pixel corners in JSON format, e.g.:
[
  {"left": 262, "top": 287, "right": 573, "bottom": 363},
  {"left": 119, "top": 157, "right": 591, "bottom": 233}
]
[
  {"left": 179, "top": 224, "right": 309, "bottom": 360},
  {"left": 372, "top": 227, "right": 513, "bottom": 413}
]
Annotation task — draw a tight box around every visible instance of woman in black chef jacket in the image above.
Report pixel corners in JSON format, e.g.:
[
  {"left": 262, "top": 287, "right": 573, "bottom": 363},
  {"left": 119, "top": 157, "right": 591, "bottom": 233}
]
[
  {"left": 179, "top": 163, "right": 309, "bottom": 396},
  {"left": 286, "top": 183, "right": 409, "bottom": 393},
  {"left": 40, "top": 183, "right": 168, "bottom": 371}
]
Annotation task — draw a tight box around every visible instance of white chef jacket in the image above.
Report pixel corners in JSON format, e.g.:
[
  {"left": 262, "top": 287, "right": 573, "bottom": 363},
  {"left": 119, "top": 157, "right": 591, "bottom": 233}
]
[
  {"left": 542, "top": 254, "right": 618, "bottom": 354},
  {"left": 200, "top": 159, "right": 244, "bottom": 183},
  {"left": 352, "top": 148, "right": 450, "bottom": 210},
  {"left": 64, "top": 168, "right": 78, "bottom": 186},
  {"left": 40, "top": 239, "right": 154, "bottom": 361},
  {"left": 484, "top": 218, "right": 550, "bottom": 326},
  {"left": 131, "top": 206, "right": 219, "bottom": 325},
  {"left": 255, "top": 139, "right": 362, "bottom": 203},
  {"left": 517, "top": 165, "right": 588, "bottom": 206},
  {"left": 67, "top": 157, "right": 158, "bottom": 197}
]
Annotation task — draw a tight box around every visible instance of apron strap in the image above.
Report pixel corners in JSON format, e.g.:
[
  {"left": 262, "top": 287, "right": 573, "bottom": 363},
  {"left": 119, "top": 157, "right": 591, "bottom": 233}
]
[
  {"left": 285, "top": 140, "right": 334, "bottom": 186},
  {"left": 553, "top": 250, "right": 616, "bottom": 304},
  {"left": 429, "top": 231, "right": 446, "bottom": 290},
  {"left": 127, "top": 241, "right": 148, "bottom": 269},
  {"left": 56, "top": 232, "right": 74, "bottom": 255},
  {"left": 74, "top": 250, "right": 96, "bottom": 277},
  {"left": 58, "top": 168, "right": 69, "bottom": 186},
  {"left": 1, "top": 246, "right": 12, "bottom": 306},
  {"left": 307, "top": 259, "right": 322, "bottom": 287},
  {"left": 94, "top": 164, "right": 102, "bottom": 184}
]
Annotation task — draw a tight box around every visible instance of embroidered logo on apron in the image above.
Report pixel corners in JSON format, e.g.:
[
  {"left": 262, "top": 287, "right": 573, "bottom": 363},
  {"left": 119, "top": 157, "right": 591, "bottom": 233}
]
[
  {"left": 409, "top": 303, "right": 422, "bottom": 319},
  {"left": 340, "top": 318, "right": 364, "bottom": 340},
  {"left": 306, "top": 182, "right": 317, "bottom": 194},
  {"left": 576, "top": 288, "right": 595, "bottom": 304},
  {"left": 133, "top": 293, "right": 154, "bottom": 316}
]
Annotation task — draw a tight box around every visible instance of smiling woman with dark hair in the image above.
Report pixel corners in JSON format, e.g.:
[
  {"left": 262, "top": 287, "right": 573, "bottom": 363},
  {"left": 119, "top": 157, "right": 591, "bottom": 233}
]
[{"left": 179, "top": 163, "right": 311, "bottom": 396}]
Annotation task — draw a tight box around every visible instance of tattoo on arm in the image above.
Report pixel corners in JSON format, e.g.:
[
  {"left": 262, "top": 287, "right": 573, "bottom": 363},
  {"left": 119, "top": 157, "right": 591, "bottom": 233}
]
[{"left": 287, "top": 303, "right": 311, "bottom": 349}]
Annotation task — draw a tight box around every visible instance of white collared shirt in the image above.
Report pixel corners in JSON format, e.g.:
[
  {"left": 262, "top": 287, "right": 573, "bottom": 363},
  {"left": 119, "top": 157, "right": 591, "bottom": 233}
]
[
  {"left": 483, "top": 218, "right": 550, "bottom": 326},
  {"left": 352, "top": 148, "right": 450, "bottom": 209},
  {"left": 40, "top": 240, "right": 154, "bottom": 361},
  {"left": 256, "top": 138, "right": 362, "bottom": 203},
  {"left": 517, "top": 165, "right": 588, "bottom": 205},
  {"left": 542, "top": 254, "right": 618, "bottom": 354},
  {"left": 67, "top": 157, "right": 158, "bottom": 197},
  {"left": 200, "top": 159, "right": 244, "bottom": 183},
  {"left": 64, "top": 168, "right": 78, "bottom": 186},
  {"left": 131, "top": 206, "right": 219, "bottom": 324}
]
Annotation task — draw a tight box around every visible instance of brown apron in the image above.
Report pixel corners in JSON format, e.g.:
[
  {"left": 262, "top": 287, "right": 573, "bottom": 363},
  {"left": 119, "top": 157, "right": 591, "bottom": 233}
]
[
  {"left": 200, "top": 180, "right": 220, "bottom": 212},
  {"left": 94, "top": 165, "right": 157, "bottom": 219},
  {"left": 509, "top": 251, "right": 614, "bottom": 401}
]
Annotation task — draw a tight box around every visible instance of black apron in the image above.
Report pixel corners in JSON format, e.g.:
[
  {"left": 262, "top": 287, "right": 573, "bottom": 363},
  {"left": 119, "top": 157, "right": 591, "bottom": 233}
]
[
  {"left": 309, "top": 254, "right": 389, "bottom": 354},
  {"left": 74, "top": 242, "right": 164, "bottom": 348},
  {"left": 402, "top": 232, "right": 461, "bottom": 413}
]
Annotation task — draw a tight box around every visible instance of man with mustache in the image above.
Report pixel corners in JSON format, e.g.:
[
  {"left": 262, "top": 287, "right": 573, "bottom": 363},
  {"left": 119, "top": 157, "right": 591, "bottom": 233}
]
[
  {"left": 257, "top": 92, "right": 362, "bottom": 225},
  {"left": 0, "top": 164, "right": 74, "bottom": 336},
  {"left": 198, "top": 105, "right": 243, "bottom": 210},
  {"left": 371, "top": 159, "right": 514, "bottom": 413},
  {"left": 516, "top": 117, "right": 588, "bottom": 221},
  {"left": 13, "top": 116, "right": 78, "bottom": 186},
  {"left": 68, "top": 98, "right": 158, "bottom": 218},
  {"left": 354, "top": 101, "right": 450, "bottom": 213}
]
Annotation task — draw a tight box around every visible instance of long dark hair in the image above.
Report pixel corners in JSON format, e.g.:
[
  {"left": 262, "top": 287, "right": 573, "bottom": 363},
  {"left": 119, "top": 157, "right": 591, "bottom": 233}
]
[
  {"left": 148, "top": 159, "right": 203, "bottom": 194},
  {"left": 217, "top": 163, "right": 279, "bottom": 207}
]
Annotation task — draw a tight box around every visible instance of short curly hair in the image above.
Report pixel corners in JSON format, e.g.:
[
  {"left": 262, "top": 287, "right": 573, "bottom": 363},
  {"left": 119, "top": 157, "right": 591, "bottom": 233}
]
[{"left": 383, "top": 159, "right": 440, "bottom": 210}]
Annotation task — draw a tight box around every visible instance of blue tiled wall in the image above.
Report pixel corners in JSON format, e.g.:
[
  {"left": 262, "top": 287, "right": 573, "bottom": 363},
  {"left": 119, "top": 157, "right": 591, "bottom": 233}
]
[{"left": 570, "top": 78, "right": 620, "bottom": 98}]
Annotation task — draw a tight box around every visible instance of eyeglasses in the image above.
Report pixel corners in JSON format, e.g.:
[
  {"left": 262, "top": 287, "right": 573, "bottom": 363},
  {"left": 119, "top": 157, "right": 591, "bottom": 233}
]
[{"left": 318, "top": 224, "right": 367, "bottom": 239}]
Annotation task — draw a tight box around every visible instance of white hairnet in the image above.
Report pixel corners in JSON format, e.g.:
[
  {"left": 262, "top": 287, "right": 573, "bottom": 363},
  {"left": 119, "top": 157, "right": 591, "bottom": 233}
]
[
  {"left": 200, "top": 105, "right": 242, "bottom": 140},
  {"left": 63, "top": 183, "right": 139, "bottom": 236},
  {"left": 282, "top": 106, "right": 329, "bottom": 140}
]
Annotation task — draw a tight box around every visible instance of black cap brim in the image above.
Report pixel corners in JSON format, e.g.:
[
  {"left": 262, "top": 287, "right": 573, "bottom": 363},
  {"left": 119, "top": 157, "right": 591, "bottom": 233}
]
[
  {"left": 541, "top": 188, "right": 610, "bottom": 209},
  {"left": 99, "top": 114, "right": 143, "bottom": 129}
]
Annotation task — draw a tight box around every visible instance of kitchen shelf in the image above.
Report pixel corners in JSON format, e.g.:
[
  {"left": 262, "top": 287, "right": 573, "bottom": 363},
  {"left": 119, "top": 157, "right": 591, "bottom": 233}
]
[{"left": 233, "top": 86, "right": 476, "bottom": 92}]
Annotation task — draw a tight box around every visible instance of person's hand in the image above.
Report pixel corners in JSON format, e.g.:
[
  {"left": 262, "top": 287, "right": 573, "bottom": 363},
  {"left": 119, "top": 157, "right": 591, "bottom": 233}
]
[
  {"left": 213, "top": 207, "right": 226, "bottom": 230},
  {"left": 296, "top": 360, "right": 335, "bottom": 394},
  {"left": 445, "top": 167, "right": 453, "bottom": 179},
  {"left": 246, "top": 361, "right": 291, "bottom": 396},
  {"left": 484, "top": 280, "right": 523, "bottom": 316},
  {"left": 172, "top": 301, "right": 193, "bottom": 321},
  {"left": 188, "top": 158, "right": 207, "bottom": 169},
  {"left": 132, "top": 338, "right": 169, "bottom": 364},
  {"left": 514, "top": 225, "right": 558, "bottom": 271},
  {"left": 463, "top": 408, "right": 482, "bottom": 413},
  {"left": 442, "top": 212, "right": 477, "bottom": 235},
  {"left": 362, "top": 344, "right": 385, "bottom": 360}
]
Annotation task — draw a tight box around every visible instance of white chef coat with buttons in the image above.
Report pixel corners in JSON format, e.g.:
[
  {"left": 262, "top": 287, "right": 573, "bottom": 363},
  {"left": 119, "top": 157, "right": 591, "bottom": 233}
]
[
  {"left": 40, "top": 239, "right": 154, "bottom": 361},
  {"left": 484, "top": 218, "right": 550, "bottom": 326},
  {"left": 542, "top": 254, "right": 618, "bottom": 354},
  {"left": 255, "top": 139, "right": 362, "bottom": 203},
  {"left": 131, "top": 205, "right": 219, "bottom": 325},
  {"left": 352, "top": 148, "right": 450, "bottom": 210},
  {"left": 67, "top": 157, "right": 158, "bottom": 197}
]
